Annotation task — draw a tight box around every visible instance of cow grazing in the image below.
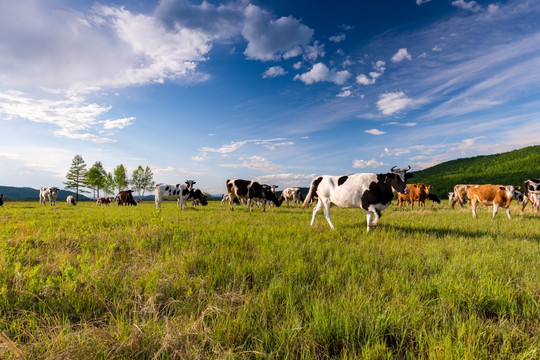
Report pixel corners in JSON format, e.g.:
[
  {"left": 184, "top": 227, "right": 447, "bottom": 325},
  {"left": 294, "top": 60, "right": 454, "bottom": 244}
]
[
  {"left": 226, "top": 179, "right": 281, "bottom": 212},
  {"left": 187, "top": 188, "right": 208, "bottom": 207},
  {"left": 427, "top": 193, "right": 441, "bottom": 204},
  {"left": 467, "top": 184, "right": 521, "bottom": 219},
  {"left": 450, "top": 184, "right": 472, "bottom": 208},
  {"left": 117, "top": 190, "right": 137, "bottom": 206},
  {"left": 155, "top": 183, "right": 190, "bottom": 209},
  {"left": 302, "top": 166, "right": 412, "bottom": 232},
  {"left": 39, "top": 187, "right": 59, "bottom": 206},
  {"left": 521, "top": 179, "right": 540, "bottom": 213},
  {"left": 0, "top": 194, "right": 4, "bottom": 206},
  {"left": 279, "top": 187, "right": 304, "bottom": 207},
  {"left": 66, "top": 195, "right": 76, "bottom": 206},
  {"left": 96, "top": 197, "right": 111, "bottom": 206}
]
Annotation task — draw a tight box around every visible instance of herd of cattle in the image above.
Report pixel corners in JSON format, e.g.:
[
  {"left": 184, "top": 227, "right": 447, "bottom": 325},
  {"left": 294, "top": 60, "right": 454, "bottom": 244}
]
[{"left": 3, "top": 169, "right": 538, "bottom": 232}]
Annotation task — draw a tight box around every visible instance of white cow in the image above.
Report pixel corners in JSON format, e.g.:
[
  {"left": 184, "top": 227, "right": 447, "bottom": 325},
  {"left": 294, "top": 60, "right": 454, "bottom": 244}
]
[
  {"left": 66, "top": 195, "right": 76, "bottom": 206},
  {"left": 303, "top": 166, "right": 411, "bottom": 232},
  {"left": 521, "top": 179, "right": 540, "bottom": 213},
  {"left": 155, "top": 181, "right": 206, "bottom": 209},
  {"left": 279, "top": 187, "right": 303, "bottom": 207},
  {"left": 39, "top": 186, "right": 59, "bottom": 206}
]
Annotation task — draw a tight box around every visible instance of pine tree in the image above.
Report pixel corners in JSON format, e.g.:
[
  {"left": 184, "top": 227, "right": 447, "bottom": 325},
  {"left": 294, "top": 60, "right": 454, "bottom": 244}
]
[{"left": 64, "top": 155, "right": 89, "bottom": 201}]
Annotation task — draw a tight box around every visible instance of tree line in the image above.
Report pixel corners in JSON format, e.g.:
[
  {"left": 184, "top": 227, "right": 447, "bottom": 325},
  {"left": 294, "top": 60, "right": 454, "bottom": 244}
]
[{"left": 64, "top": 154, "right": 155, "bottom": 201}]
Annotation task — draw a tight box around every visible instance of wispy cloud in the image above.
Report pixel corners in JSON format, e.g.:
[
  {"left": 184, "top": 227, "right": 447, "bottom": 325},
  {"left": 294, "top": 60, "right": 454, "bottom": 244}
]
[
  {"left": 365, "top": 129, "right": 385, "bottom": 135},
  {"left": 391, "top": 48, "right": 412, "bottom": 63},
  {"left": 262, "top": 66, "right": 287, "bottom": 78},
  {"left": 376, "top": 91, "right": 413, "bottom": 115},
  {"left": 352, "top": 159, "right": 385, "bottom": 168}
]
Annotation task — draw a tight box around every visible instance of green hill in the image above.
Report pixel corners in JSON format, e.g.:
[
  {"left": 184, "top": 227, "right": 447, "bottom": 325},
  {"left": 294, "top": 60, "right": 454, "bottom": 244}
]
[
  {"left": 0, "top": 186, "right": 90, "bottom": 201},
  {"left": 410, "top": 145, "right": 540, "bottom": 199}
]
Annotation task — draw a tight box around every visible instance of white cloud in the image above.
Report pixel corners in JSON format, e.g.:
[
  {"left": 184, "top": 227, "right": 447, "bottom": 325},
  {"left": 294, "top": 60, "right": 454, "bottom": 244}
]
[
  {"left": 384, "top": 121, "right": 417, "bottom": 127},
  {"left": 219, "top": 155, "right": 281, "bottom": 172},
  {"left": 294, "top": 63, "right": 351, "bottom": 85},
  {"left": 242, "top": 4, "right": 314, "bottom": 61},
  {"left": 102, "top": 117, "right": 135, "bottom": 129},
  {"left": 329, "top": 33, "right": 346, "bottom": 43},
  {"left": 432, "top": 45, "right": 442, "bottom": 52},
  {"left": 0, "top": 90, "right": 127, "bottom": 143},
  {"left": 337, "top": 87, "right": 352, "bottom": 98},
  {"left": 352, "top": 159, "right": 385, "bottom": 168},
  {"left": 293, "top": 61, "right": 303, "bottom": 70},
  {"left": 487, "top": 4, "right": 499, "bottom": 14},
  {"left": 376, "top": 91, "right": 413, "bottom": 115},
  {"left": 391, "top": 48, "right": 412, "bottom": 63},
  {"left": 302, "top": 41, "right": 325, "bottom": 61},
  {"left": 365, "top": 129, "right": 385, "bottom": 135},
  {"left": 451, "top": 0, "right": 482, "bottom": 12},
  {"left": 356, "top": 60, "right": 385, "bottom": 85},
  {"left": 262, "top": 66, "right": 287, "bottom": 78},
  {"left": 416, "top": 0, "right": 432, "bottom": 4},
  {"left": 356, "top": 74, "right": 375, "bottom": 85}
]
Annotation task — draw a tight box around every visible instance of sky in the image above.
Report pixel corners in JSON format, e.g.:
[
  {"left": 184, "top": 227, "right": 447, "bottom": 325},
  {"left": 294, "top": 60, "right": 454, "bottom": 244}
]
[{"left": 1, "top": 0, "right": 540, "bottom": 195}]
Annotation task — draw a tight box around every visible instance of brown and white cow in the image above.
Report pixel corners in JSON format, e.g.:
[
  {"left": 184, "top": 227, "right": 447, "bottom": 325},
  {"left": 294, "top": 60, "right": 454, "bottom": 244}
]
[
  {"left": 467, "top": 184, "right": 521, "bottom": 219},
  {"left": 117, "top": 190, "right": 137, "bottom": 206},
  {"left": 450, "top": 184, "right": 472, "bottom": 208},
  {"left": 39, "top": 186, "right": 59, "bottom": 206},
  {"left": 279, "top": 187, "right": 303, "bottom": 207},
  {"left": 302, "top": 166, "right": 412, "bottom": 232},
  {"left": 521, "top": 179, "right": 540, "bottom": 214},
  {"left": 226, "top": 179, "right": 281, "bottom": 212},
  {"left": 96, "top": 197, "right": 111, "bottom": 206}
]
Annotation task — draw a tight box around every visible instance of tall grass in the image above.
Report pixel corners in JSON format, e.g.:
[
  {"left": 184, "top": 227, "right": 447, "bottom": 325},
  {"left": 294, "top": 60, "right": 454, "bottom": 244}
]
[{"left": 1, "top": 200, "right": 539, "bottom": 359}]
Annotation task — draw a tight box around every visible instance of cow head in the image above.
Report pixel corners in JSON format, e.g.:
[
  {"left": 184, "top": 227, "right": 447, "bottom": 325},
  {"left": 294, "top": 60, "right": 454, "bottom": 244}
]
[
  {"left": 389, "top": 166, "right": 411, "bottom": 194},
  {"left": 185, "top": 180, "right": 196, "bottom": 190},
  {"left": 262, "top": 184, "right": 281, "bottom": 207},
  {"left": 502, "top": 185, "right": 521, "bottom": 199},
  {"left": 390, "top": 165, "right": 412, "bottom": 182}
]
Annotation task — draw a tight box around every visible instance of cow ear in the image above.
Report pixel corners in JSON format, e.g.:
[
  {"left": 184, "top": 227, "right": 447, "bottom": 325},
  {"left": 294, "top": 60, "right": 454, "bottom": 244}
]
[
  {"left": 516, "top": 186, "right": 521, "bottom": 190},
  {"left": 499, "top": 186, "right": 505, "bottom": 190}
]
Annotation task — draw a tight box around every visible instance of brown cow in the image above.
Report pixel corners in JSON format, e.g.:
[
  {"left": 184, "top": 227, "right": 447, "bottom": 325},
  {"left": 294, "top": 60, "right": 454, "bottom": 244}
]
[
  {"left": 397, "top": 183, "right": 428, "bottom": 209},
  {"left": 116, "top": 190, "right": 137, "bottom": 206},
  {"left": 467, "top": 184, "right": 521, "bottom": 219}
]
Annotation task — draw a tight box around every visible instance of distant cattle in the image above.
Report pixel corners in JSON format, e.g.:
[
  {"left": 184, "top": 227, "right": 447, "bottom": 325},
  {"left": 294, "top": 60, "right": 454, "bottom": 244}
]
[
  {"left": 467, "top": 184, "right": 521, "bottom": 219},
  {"left": 521, "top": 179, "right": 540, "bottom": 214},
  {"left": 279, "top": 187, "right": 303, "bottom": 207},
  {"left": 96, "top": 197, "right": 111, "bottom": 206},
  {"left": 187, "top": 188, "right": 208, "bottom": 207},
  {"left": 66, "top": 195, "right": 76, "bottom": 206},
  {"left": 39, "top": 187, "right": 59, "bottom": 206},
  {"left": 397, "top": 183, "right": 430, "bottom": 209},
  {"left": 450, "top": 184, "right": 472, "bottom": 208},
  {"left": 117, "top": 190, "right": 137, "bottom": 206},
  {"left": 0, "top": 193, "right": 4, "bottom": 206},
  {"left": 226, "top": 179, "right": 281, "bottom": 212},
  {"left": 302, "top": 166, "right": 412, "bottom": 232}
]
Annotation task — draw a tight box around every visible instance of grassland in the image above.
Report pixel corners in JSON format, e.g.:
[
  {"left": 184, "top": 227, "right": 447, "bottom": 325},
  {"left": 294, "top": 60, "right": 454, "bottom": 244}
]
[{"left": 0, "top": 200, "right": 539, "bottom": 359}]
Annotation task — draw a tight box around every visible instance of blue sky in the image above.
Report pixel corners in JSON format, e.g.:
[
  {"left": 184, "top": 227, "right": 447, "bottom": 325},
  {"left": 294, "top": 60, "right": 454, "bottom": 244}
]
[{"left": 1, "top": 0, "right": 539, "bottom": 194}]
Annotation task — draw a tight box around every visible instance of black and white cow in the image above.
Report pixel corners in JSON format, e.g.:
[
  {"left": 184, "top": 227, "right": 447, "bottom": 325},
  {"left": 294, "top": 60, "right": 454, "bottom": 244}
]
[
  {"left": 521, "top": 179, "right": 540, "bottom": 213},
  {"left": 302, "top": 166, "right": 412, "bottom": 232},
  {"left": 155, "top": 181, "right": 204, "bottom": 209},
  {"left": 279, "top": 187, "right": 304, "bottom": 207},
  {"left": 226, "top": 179, "right": 281, "bottom": 212},
  {"left": 39, "top": 186, "right": 59, "bottom": 206},
  {"left": 66, "top": 195, "right": 76, "bottom": 206},
  {"left": 187, "top": 188, "right": 209, "bottom": 207}
]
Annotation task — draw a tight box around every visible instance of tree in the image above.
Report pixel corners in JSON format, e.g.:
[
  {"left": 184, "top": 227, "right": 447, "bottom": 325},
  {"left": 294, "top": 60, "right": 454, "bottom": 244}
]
[
  {"left": 113, "top": 164, "right": 129, "bottom": 192},
  {"left": 64, "top": 154, "right": 89, "bottom": 201},
  {"left": 103, "top": 172, "right": 116, "bottom": 197},
  {"left": 131, "top": 165, "right": 155, "bottom": 200},
  {"left": 86, "top": 161, "right": 107, "bottom": 199}
]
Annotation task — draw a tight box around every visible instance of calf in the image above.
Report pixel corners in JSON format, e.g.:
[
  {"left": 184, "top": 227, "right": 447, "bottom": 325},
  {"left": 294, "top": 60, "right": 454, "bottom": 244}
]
[
  {"left": 226, "top": 179, "right": 281, "bottom": 212},
  {"left": 279, "top": 187, "right": 303, "bottom": 207},
  {"left": 117, "top": 190, "right": 137, "bottom": 206},
  {"left": 66, "top": 195, "right": 76, "bottom": 206},
  {"left": 521, "top": 179, "right": 540, "bottom": 214},
  {"left": 302, "top": 166, "right": 411, "bottom": 232},
  {"left": 467, "top": 184, "right": 521, "bottom": 219},
  {"left": 39, "top": 186, "right": 59, "bottom": 206},
  {"left": 397, "top": 183, "right": 428, "bottom": 209}
]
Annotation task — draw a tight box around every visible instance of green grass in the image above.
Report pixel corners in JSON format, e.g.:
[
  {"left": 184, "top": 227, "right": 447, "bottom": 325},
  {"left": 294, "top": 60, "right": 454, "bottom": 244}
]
[{"left": 1, "top": 200, "right": 539, "bottom": 359}]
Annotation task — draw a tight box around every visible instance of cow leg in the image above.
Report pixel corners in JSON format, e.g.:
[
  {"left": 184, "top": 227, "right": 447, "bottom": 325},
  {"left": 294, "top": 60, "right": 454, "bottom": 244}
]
[
  {"left": 471, "top": 200, "right": 478, "bottom": 218},
  {"left": 504, "top": 206, "right": 512, "bottom": 219},
  {"left": 492, "top": 204, "right": 499, "bottom": 219},
  {"left": 321, "top": 199, "right": 335, "bottom": 230},
  {"left": 310, "top": 200, "right": 324, "bottom": 227}
]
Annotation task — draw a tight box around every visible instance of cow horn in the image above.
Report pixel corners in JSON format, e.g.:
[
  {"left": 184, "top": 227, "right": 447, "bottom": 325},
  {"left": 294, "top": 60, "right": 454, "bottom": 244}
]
[{"left": 390, "top": 166, "right": 396, "bottom": 172}]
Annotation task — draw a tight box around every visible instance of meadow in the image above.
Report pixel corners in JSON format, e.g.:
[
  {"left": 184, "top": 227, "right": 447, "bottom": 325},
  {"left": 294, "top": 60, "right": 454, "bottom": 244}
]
[{"left": 0, "top": 199, "right": 539, "bottom": 359}]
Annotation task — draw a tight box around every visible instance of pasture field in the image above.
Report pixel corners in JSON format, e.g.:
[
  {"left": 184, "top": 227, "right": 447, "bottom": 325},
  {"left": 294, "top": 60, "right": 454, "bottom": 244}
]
[{"left": 0, "top": 200, "right": 539, "bottom": 359}]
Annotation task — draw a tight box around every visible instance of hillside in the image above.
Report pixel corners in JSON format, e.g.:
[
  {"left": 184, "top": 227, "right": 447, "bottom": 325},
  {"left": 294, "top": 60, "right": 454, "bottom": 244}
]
[
  {"left": 0, "top": 186, "right": 90, "bottom": 201},
  {"left": 410, "top": 145, "right": 540, "bottom": 198}
]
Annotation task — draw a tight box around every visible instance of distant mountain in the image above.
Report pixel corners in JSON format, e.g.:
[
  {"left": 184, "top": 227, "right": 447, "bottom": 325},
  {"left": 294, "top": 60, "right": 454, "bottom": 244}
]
[
  {"left": 0, "top": 186, "right": 91, "bottom": 201},
  {"left": 410, "top": 145, "right": 540, "bottom": 198}
]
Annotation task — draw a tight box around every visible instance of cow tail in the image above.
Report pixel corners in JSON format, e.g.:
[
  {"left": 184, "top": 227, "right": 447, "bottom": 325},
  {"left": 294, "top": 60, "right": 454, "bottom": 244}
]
[{"left": 302, "top": 176, "right": 321, "bottom": 209}]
